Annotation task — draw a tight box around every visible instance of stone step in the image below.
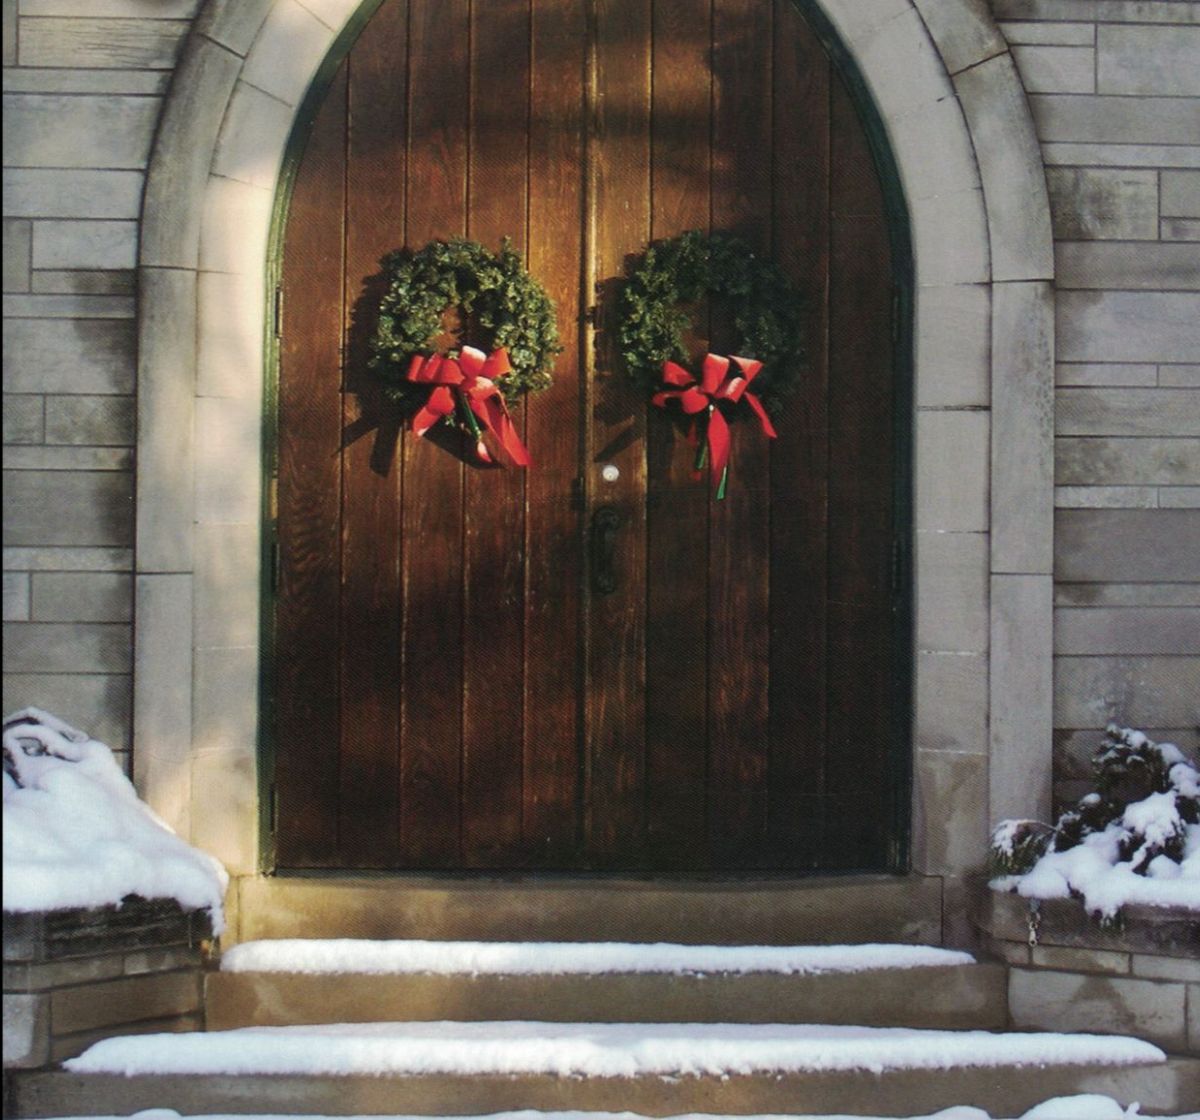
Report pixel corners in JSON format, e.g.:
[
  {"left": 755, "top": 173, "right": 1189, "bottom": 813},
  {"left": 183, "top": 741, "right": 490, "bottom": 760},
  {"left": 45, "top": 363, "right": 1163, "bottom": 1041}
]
[
  {"left": 206, "top": 961, "right": 1008, "bottom": 1032},
  {"left": 234, "top": 874, "right": 943, "bottom": 945},
  {"left": 13, "top": 1057, "right": 1197, "bottom": 1117}
]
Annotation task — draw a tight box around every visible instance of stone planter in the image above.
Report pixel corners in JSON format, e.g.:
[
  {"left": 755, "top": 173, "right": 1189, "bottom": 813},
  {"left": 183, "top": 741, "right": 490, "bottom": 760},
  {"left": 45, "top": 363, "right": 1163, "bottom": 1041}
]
[
  {"left": 3, "top": 897, "right": 212, "bottom": 1069},
  {"left": 976, "top": 891, "right": 1200, "bottom": 1056}
]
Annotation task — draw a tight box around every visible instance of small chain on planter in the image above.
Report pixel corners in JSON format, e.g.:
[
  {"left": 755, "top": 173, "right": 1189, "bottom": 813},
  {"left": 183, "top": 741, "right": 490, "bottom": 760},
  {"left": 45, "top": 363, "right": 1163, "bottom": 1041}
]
[{"left": 1027, "top": 899, "right": 1042, "bottom": 948}]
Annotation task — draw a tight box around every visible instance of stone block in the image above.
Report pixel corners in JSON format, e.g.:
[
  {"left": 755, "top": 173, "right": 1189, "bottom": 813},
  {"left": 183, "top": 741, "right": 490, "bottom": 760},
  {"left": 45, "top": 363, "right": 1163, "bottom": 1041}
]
[
  {"left": 137, "top": 268, "right": 195, "bottom": 573},
  {"left": 3, "top": 67, "right": 169, "bottom": 95},
  {"left": 2, "top": 318, "right": 134, "bottom": 395},
  {"left": 297, "top": 0, "right": 361, "bottom": 31},
  {"left": 2, "top": 93, "right": 160, "bottom": 169},
  {"left": 33, "top": 271, "right": 137, "bottom": 297},
  {"left": 1160, "top": 487, "right": 1200, "bottom": 508},
  {"left": 1054, "top": 485, "right": 1156, "bottom": 509},
  {"left": 195, "top": 522, "right": 260, "bottom": 648},
  {"left": 123, "top": 946, "right": 204, "bottom": 977},
  {"left": 1057, "top": 583, "right": 1200, "bottom": 608},
  {"left": 1054, "top": 655, "right": 1200, "bottom": 729},
  {"left": 19, "top": 1, "right": 198, "bottom": 15},
  {"left": 1044, "top": 142, "right": 1200, "bottom": 170},
  {"left": 194, "top": 0, "right": 272, "bottom": 55},
  {"left": 197, "top": 271, "right": 265, "bottom": 400},
  {"left": 956, "top": 53, "right": 1054, "bottom": 282},
  {"left": 191, "top": 743, "right": 258, "bottom": 877},
  {"left": 2, "top": 622, "right": 131, "bottom": 674},
  {"left": 1056, "top": 243, "right": 1200, "bottom": 291},
  {"left": 915, "top": 411, "right": 989, "bottom": 532},
  {"left": 992, "top": 281, "right": 1053, "bottom": 575},
  {"left": 1132, "top": 954, "right": 1200, "bottom": 984},
  {"left": 2, "top": 470, "right": 133, "bottom": 547},
  {"left": 915, "top": 531, "right": 989, "bottom": 653},
  {"left": 50, "top": 971, "right": 202, "bottom": 1035},
  {"left": 1055, "top": 606, "right": 1200, "bottom": 656},
  {"left": 915, "top": 651, "right": 988, "bottom": 755},
  {"left": 994, "top": 0, "right": 1200, "bottom": 21},
  {"left": 1098, "top": 25, "right": 1200, "bottom": 96},
  {"left": 1058, "top": 292, "right": 1200, "bottom": 365},
  {"left": 1162, "top": 171, "right": 1200, "bottom": 219},
  {"left": 1161, "top": 218, "right": 1200, "bottom": 242},
  {"left": 3, "top": 294, "right": 134, "bottom": 320},
  {"left": 17, "top": 16, "right": 186, "bottom": 70},
  {"left": 3, "top": 955, "right": 125, "bottom": 994},
  {"left": 1030, "top": 945, "right": 1130, "bottom": 975},
  {"left": 1057, "top": 509, "right": 1200, "bottom": 582},
  {"left": 887, "top": 98, "right": 981, "bottom": 202},
  {"left": 3, "top": 992, "right": 49, "bottom": 1069},
  {"left": 3, "top": 447, "right": 130, "bottom": 472},
  {"left": 914, "top": 284, "right": 989, "bottom": 407},
  {"left": 911, "top": 189, "right": 990, "bottom": 287},
  {"left": 2, "top": 0, "right": 14, "bottom": 65},
  {"left": 804, "top": 0, "right": 911, "bottom": 49},
  {"left": 1190, "top": 984, "right": 1200, "bottom": 1053},
  {"left": 194, "top": 395, "right": 262, "bottom": 525},
  {"left": 0, "top": 672, "right": 131, "bottom": 750},
  {"left": 1056, "top": 364, "right": 1156, "bottom": 387},
  {"left": 1046, "top": 168, "right": 1158, "bottom": 241},
  {"left": 1009, "top": 968, "right": 1186, "bottom": 1051},
  {"left": 198, "top": 174, "right": 273, "bottom": 278},
  {"left": 50, "top": 1012, "right": 203, "bottom": 1064},
  {"left": 998, "top": 21, "right": 1094, "bottom": 46},
  {"left": 911, "top": 0, "right": 1006, "bottom": 75},
  {"left": 134, "top": 574, "right": 194, "bottom": 837},
  {"left": 193, "top": 646, "right": 259, "bottom": 755},
  {"left": 140, "top": 36, "right": 241, "bottom": 270},
  {"left": 1056, "top": 387, "right": 1200, "bottom": 438},
  {"left": 31, "top": 221, "right": 137, "bottom": 272},
  {"left": 1056, "top": 437, "right": 1200, "bottom": 486},
  {"left": 241, "top": 0, "right": 334, "bottom": 106},
  {"left": 1031, "top": 94, "right": 1200, "bottom": 144},
  {"left": 212, "top": 80, "right": 293, "bottom": 191},
  {"left": 989, "top": 574, "right": 1052, "bottom": 825},
  {"left": 1, "top": 546, "right": 133, "bottom": 573},
  {"left": 30, "top": 572, "right": 132, "bottom": 623},
  {"left": 2, "top": 169, "right": 143, "bottom": 220},
  {"left": 3, "top": 394, "right": 44, "bottom": 443},
  {"left": 1011, "top": 44, "right": 1094, "bottom": 93},
  {"left": 44, "top": 395, "right": 134, "bottom": 447},
  {"left": 3, "top": 571, "right": 31, "bottom": 621},
  {"left": 4, "top": 219, "right": 32, "bottom": 292},
  {"left": 913, "top": 749, "right": 988, "bottom": 876}
]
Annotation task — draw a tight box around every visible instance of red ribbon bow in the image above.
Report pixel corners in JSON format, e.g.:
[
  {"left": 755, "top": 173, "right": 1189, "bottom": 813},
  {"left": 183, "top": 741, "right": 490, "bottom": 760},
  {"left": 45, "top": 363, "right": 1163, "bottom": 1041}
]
[
  {"left": 406, "top": 345, "right": 531, "bottom": 467},
  {"left": 652, "top": 353, "right": 777, "bottom": 498}
]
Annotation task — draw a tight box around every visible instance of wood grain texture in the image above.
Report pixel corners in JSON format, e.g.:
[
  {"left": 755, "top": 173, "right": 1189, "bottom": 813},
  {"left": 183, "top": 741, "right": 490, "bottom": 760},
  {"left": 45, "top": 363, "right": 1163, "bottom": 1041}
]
[
  {"left": 644, "top": 0, "right": 712, "bottom": 867},
  {"left": 275, "top": 64, "right": 348, "bottom": 867},
  {"left": 398, "top": 0, "right": 470, "bottom": 866},
  {"left": 461, "top": 0, "right": 531, "bottom": 867},
  {"left": 339, "top": 0, "right": 408, "bottom": 867}
]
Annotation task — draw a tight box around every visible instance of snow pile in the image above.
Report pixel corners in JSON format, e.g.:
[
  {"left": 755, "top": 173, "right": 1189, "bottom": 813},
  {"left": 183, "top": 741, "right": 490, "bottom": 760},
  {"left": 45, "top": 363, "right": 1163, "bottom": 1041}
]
[
  {"left": 2, "top": 708, "right": 228, "bottom": 932},
  {"left": 30, "top": 1099, "right": 1180, "bottom": 1120},
  {"left": 222, "top": 939, "right": 975, "bottom": 976},
  {"left": 63, "top": 1020, "right": 1164, "bottom": 1078},
  {"left": 990, "top": 726, "right": 1200, "bottom": 920}
]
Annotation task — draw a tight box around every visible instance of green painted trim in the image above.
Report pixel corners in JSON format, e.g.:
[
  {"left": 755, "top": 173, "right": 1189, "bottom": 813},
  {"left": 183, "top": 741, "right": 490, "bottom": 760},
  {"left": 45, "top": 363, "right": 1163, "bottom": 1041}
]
[
  {"left": 790, "top": 0, "right": 917, "bottom": 875},
  {"left": 258, "top": 0, "right": 389, "bottom": 875}
]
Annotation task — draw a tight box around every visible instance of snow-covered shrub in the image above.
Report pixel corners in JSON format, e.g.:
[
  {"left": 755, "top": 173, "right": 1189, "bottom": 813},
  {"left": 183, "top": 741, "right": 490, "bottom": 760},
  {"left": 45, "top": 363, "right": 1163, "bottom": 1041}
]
[
  {"left": 990, "top": 724, "right": 1200, "bottom": 921},
  {"left": 3, "top": 708, "right": 228, "bottom": 932}
]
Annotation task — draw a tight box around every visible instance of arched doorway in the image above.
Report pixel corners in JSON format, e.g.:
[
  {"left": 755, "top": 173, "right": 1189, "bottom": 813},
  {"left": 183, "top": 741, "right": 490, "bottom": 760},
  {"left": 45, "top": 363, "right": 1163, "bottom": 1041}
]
[{"left": 268, "top": 0, "right": 911, "bottom": 873}]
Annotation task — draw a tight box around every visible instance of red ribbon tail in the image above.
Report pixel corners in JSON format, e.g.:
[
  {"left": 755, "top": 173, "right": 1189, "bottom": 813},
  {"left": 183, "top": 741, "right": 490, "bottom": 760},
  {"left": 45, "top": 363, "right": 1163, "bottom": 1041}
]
[
  {"left": 470, "top": 392, "right": 531, "bottom": 468},
  {"left": 412, "top": 385, "right": 456, "bottom": 437},
  {"left": 743, "top": 392, "right": 778, "bottom": 439}
]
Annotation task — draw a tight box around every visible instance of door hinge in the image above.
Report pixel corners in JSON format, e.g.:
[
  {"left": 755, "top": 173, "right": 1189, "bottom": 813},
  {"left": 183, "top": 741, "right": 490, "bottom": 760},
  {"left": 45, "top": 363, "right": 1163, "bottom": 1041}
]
[{"left": 273, "top": 285, "right": 283, "bottom": 338}]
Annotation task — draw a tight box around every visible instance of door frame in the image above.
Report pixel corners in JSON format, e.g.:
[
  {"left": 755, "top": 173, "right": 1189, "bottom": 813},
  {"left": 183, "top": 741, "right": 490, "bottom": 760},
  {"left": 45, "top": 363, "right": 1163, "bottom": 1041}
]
[{"left": 133, "top": 0, "right": 1054, "bottom": 917}]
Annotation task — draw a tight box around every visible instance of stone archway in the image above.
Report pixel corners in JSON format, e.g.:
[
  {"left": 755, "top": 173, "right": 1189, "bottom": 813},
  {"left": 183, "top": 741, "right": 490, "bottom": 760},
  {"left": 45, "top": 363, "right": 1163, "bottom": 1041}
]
[{"left": 134, "top": 0, "right": 1053, "bottom": 937}]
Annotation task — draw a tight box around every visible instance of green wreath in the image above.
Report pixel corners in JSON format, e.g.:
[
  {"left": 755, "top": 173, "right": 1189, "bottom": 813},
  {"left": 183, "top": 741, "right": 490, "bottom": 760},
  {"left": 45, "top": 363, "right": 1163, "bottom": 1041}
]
[
  {"left": 369, "top": 237, "right": 560, "bottom": 406},
  {"left": 618, "top": 229, "right": 804, "bottom": 414}
]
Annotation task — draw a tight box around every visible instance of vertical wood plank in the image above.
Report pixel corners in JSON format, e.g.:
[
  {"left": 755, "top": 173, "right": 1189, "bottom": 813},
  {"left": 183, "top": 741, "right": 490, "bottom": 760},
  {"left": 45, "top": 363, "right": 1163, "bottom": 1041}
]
[
  {"left": 587, "top": 0, "right": 651, "bottom": 866},
  {"left": 275, "top": 64, "right": 347, "bottom": 867},
  {"left": 768, "top": 0, "right": 829, "bottom": 868},
  {"left": 339, "top": 0, "right": 408, "bottom": 867},
  {"left": 461, "top": 0, "right": 531, "bottom": 867},
  {"left": 644, "top": 0, "right": 712, "bottom": 867},
  {"left": 708, "top": 0, "right": 773, "bottom": 866},
  {"left": 525, "top": 0, "right": 587, "bottom": 865},
  {"left": 399, "top": 0, "right": 470, "bottom": 866},
  {"left": 825, "top": 74, "right": 894, "bottom": 869}
]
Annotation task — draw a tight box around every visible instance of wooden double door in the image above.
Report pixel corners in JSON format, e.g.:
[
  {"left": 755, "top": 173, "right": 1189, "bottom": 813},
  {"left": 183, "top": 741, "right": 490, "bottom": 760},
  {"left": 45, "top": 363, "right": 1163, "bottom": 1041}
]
[{"left": 272, "top": 0, "right": 906, "bottom": 873}]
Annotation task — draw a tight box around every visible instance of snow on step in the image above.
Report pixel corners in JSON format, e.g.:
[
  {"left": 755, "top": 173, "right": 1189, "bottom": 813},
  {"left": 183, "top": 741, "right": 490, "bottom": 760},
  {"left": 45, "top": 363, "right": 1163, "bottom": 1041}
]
[
  {"left": 220, "top": 940, "right": 976, "bottom": 976},
  {"left": 64, "top": 1021, "right": 1164, "bottom": 1079}
]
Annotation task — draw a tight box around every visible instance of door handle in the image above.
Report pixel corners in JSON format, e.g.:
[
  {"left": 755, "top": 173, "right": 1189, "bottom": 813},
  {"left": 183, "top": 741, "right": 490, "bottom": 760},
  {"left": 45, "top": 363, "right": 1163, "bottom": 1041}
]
[{"left": 591, "top": 505, "right": 622, "bottom": 595}]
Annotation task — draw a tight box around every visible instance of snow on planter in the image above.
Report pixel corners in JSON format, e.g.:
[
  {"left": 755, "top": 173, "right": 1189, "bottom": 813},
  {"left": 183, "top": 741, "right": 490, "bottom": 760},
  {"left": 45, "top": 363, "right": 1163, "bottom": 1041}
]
[
  {"left": 221, "top": 939, "right": 975, "bottom": 976},
  {"left": 63, "top": 1020, "right": 1165, "bottom": 1078},
  {"left": 2, "top": 708, "right": 228, "bottom": 933},
  {"left": 990, "top": 725, "right": 1200, "bottom": 921}
]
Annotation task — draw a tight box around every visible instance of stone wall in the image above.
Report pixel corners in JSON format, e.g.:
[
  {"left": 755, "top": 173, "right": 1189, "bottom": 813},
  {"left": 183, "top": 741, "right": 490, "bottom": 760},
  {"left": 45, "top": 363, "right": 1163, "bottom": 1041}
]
[
  {"left": 2, "top": 0, "right": 198, "bottom": 768},
  {"left": 992, "top": 0, "right": 1200, "bottom": 810}
]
